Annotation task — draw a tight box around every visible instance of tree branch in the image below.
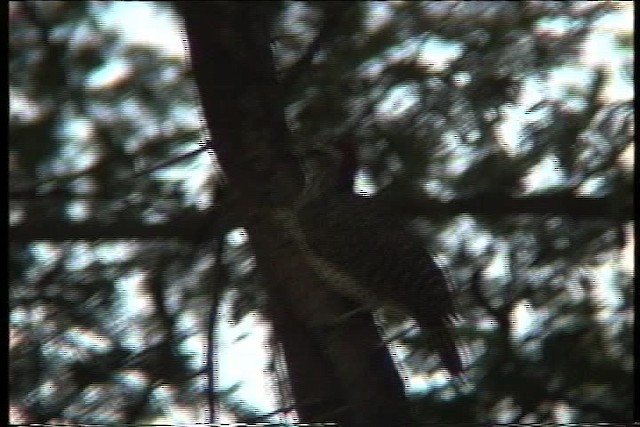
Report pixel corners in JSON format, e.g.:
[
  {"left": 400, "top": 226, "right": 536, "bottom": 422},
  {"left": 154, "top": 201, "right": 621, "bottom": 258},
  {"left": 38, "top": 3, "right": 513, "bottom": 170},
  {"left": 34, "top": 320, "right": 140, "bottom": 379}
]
[{"left": 9, "top": 193, "right": 631, "bottom": 242}]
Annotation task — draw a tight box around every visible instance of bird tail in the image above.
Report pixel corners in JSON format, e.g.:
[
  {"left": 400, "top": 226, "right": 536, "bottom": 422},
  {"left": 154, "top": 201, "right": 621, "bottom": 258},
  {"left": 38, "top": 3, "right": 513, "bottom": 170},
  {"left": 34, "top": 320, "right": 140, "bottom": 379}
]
[{"left": 422, "top": 324, "right": 464, "bottom": 377}]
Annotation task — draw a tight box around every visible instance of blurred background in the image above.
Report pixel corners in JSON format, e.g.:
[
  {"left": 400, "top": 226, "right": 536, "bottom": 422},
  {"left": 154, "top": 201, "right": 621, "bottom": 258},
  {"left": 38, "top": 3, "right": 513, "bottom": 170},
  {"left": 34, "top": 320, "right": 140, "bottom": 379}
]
[{"left": 9, "top": 1, "right": 633, "bottom": 425}]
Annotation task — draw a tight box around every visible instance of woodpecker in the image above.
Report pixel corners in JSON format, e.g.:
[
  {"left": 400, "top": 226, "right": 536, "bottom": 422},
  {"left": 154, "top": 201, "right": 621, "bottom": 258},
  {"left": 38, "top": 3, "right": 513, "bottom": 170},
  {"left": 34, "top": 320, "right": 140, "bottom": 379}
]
[{"left": 296, "top": 137, "right": 463, "bottom": 376}]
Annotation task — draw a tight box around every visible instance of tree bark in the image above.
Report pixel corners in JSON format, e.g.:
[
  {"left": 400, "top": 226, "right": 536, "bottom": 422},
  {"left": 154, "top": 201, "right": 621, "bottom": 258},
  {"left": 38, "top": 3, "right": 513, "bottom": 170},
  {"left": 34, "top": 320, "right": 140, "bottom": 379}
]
[{"left": 177, "top": 2, "right": 413, "bottom": 425}]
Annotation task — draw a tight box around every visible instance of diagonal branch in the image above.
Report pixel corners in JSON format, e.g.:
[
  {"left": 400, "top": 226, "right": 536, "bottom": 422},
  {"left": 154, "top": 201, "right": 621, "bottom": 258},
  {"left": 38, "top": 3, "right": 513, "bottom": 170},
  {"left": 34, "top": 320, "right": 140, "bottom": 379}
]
[{"left": 280, "top": 2, "right": 358, "bottom": 89}]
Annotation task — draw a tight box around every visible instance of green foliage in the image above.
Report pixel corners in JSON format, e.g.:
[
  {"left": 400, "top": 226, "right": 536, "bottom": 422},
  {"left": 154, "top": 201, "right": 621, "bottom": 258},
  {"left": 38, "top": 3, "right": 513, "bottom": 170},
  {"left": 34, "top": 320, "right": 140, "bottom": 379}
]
[{"left": 9, "top": 1, "right": 632, "bottom": 424}]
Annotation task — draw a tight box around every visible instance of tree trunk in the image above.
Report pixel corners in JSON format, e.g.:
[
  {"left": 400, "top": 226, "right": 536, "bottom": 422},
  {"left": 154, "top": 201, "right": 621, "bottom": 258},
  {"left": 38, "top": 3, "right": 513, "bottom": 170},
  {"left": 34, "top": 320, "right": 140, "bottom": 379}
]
[{"left": 177, "top": 2, "right": 413, "bottom": 425}]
